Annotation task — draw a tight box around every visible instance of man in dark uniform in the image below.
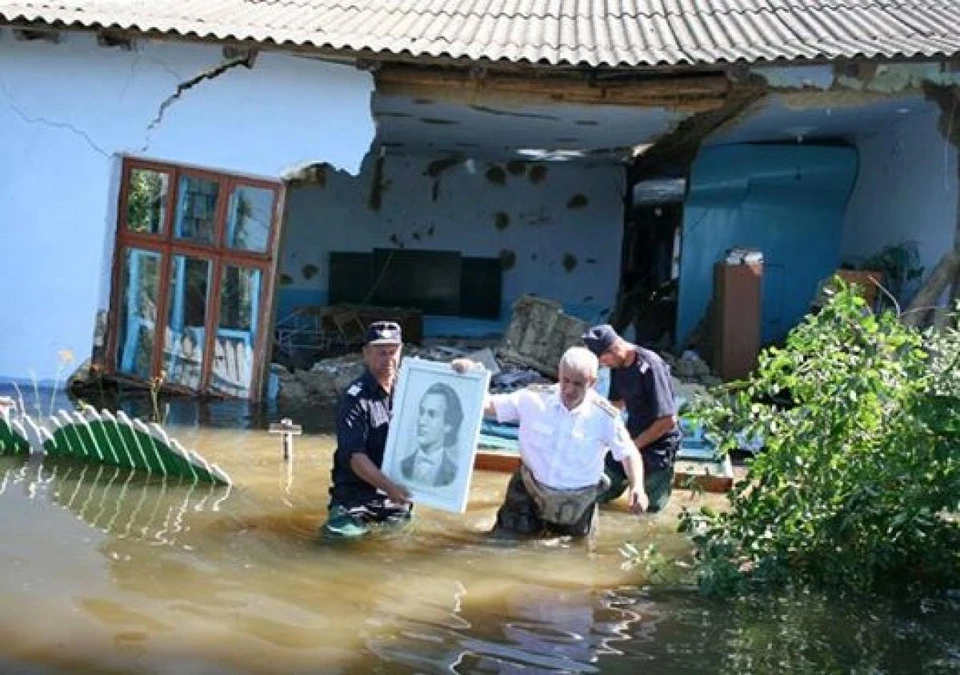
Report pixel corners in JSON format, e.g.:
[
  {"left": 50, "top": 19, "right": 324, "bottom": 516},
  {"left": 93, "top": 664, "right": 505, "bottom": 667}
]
[
  {"left": 582, "top": 324, "right": 681, "bottom": 513},
  {"left": 322, "top": 321, "right": 413, "bottom": 539}
]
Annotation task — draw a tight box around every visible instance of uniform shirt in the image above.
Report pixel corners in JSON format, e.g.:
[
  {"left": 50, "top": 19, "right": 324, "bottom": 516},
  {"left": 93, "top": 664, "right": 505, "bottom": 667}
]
[
  {"left": 492, "top": 386, "right": 637, "bottom": 490},
  {"left": 609, "top": 346, "right": 681, "bottom": 471},
  {"left": 329, "top": 369, "right": 392, "bottom": 507}
]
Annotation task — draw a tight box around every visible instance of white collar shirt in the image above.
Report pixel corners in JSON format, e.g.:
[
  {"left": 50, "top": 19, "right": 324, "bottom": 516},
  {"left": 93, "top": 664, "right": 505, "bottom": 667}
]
[{"left": 491, "top": 386, "right": 637, "bottom": 489}]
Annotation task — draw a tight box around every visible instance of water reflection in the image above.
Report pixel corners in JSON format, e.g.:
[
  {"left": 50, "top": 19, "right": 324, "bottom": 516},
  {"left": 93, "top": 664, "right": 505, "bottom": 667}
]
[
  {"left": 0, "top": 386, "right": 957, "bottom": 672},
  {"left": 0, "top": 457, "right": 232, "bottom": 547}
]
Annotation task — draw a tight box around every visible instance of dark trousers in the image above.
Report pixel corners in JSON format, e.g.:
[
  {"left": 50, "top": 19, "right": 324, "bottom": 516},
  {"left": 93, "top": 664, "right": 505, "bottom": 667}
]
[
  {"left": 600, "top": 451, "right": 676, "bottom": 513},
  {"left": 494, "top": 469, "right": 599, "bottom": 538}
]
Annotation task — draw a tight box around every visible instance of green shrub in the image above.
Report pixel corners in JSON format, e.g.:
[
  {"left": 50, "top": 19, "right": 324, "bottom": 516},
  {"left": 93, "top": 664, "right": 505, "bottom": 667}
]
[{"left": 680, "top": 283, "right": 960, "bottom": 595}]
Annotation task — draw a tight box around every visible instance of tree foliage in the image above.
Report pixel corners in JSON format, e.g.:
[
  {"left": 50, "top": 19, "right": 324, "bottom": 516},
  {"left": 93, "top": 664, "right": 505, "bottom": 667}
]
[{"left": 680, "top": 283, "right": 960, "bottom": 595}]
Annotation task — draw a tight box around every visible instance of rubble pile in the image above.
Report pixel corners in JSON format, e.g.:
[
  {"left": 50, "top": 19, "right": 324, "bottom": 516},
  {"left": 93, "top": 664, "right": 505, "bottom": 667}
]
[
  {"left": 275, "top": 295, "right": 721, "bottom": 405},
  {"left": 274, "top": 343, "right": 552, "bottom": 404}
]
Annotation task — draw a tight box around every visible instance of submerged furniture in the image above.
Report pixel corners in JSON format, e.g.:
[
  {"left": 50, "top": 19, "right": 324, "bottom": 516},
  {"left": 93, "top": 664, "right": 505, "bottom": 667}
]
[{"left": 713, "top": 260, "right": 763, "bottom": 381}]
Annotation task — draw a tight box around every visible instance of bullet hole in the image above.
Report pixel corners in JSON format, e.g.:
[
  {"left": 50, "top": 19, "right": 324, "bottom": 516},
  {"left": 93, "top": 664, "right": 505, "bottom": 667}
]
[
  {"left": 583, "top": 295, "right": 594, "bottom": 302},
  {"left": 562, "top": 253, "right": 578, "bottom": 272},
  {"left": 412, "top": 232, "right": 421, "bottom": 241},
  {"left": 389, "top": 233, "right": 404, "bottom": 248},
  {"left": 531, "top": 253, "right": 538, "bottom": 261},
  {"left": 567, "top": 194, "right": 588, "bottom": 209},
  {"left": 575, "top": 120, "right": 599, "bottom": 126},
  {"left": 427, "top": 225, "right": 435, "bottom": 237},
  {"left": 279, "top": 273, "right": 293, "bottom": 286},
  {"left": 302, "top": 264, "right": 318, "bottom": 280},
  {"left": 506, "top": 160, "right": 527, "bottom": 176},
  {"left": 585, "top": 257, "right": 597, "bottom": 264},
  {"left": 528, "top": 165, "right": 547, "bottom": 184},
  {"left": 426, "top": 157, "right": 462, "bottom": 177},
  {"left": 485, "top": 166, "right": 506, "bottom": 186},
  {"left": 499, "top": 249, "right": 516, "bottom": 270},
  {"left": 431, "top": 181, "right": 440, "bottom": 202},
  {"left": 494, "top": 212, "right": 511, "bottom": 230}
]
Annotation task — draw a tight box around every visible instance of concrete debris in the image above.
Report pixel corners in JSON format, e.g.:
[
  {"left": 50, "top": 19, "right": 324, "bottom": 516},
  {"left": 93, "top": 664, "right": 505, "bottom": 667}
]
[
  {"left": 499, "top": 295, "right": 588, "bottom": 378},
  {"left": 464, "top": 347, "right": 500, "bottom": 375},
  {"left": 672, "top": 350, "right": 712, "bottom": 380},
  {"left": 275, "top": 295, "right": 721, "bottom": 404}
]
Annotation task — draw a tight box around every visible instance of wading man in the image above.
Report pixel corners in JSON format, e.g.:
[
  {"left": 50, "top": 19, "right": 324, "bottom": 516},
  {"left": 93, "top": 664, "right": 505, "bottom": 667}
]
[
  {"left": 322, "top": 321, "right": 413, "bottom": 539},
  {"left": 582, "top": 324, "right": 680, "bottom": 513},
  {"left": 455, "top": 346, "right": 647, "bottom": 540}
]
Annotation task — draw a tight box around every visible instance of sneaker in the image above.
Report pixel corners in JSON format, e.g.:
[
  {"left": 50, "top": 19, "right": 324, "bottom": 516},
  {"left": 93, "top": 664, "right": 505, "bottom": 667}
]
[{"left": 321, "top": 506, "right": 370, "bottom": 540}]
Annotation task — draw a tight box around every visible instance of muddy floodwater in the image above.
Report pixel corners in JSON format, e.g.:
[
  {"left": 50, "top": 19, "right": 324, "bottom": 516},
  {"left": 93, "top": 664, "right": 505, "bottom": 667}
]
[{"left": 0, "top": 388, "right": 958, "bottom": 673}]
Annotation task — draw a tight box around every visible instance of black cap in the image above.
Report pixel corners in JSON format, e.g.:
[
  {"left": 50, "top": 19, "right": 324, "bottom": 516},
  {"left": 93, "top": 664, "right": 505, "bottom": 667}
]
[
  {"left": 365, "top": 320, "right": 402, "bottom": 345},
  {"left": 582, "top": 324, "right": 618, "bottom": 356}
]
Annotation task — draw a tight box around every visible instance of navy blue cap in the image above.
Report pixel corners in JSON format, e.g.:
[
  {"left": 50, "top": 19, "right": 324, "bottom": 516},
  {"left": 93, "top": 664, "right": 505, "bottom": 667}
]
[
  {"left": 581, "top": 324, "right": 618, "bottom": 356},
  {"left": 366, "top": 320, "right": 402, "bottom": 345}
]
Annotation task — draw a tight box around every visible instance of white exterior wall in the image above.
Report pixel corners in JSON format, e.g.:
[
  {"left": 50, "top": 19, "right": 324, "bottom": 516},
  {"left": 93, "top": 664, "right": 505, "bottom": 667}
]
[
  {"left": 280, "top": 153, "right": 626, "bottom": 332},
  {"left": 841, "top": 107, "right": 959, "bottom": 302},
  {"left": 0, "top": 30, "right": 375, "bottom": 382}
]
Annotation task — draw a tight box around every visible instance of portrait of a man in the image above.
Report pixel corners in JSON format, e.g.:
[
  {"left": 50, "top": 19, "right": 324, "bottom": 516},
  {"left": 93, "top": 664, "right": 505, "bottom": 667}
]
[
  {"left": 382, "top": 357, "right": 489, "bottom": 513},
  {"left": 401, "top": 382, "right": 463, "bottom": 488}
]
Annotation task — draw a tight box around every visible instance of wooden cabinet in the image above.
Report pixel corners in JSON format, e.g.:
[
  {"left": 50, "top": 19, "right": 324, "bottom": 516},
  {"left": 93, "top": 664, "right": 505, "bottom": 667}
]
[{"left": 713, "top": 262, "right": 763, "bottom": 381}]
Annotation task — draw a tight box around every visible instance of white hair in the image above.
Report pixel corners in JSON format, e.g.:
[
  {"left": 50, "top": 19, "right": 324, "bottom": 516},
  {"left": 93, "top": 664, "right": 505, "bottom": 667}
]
[{"left": 559, "top": 346, "right": 598, "bottom": 379}]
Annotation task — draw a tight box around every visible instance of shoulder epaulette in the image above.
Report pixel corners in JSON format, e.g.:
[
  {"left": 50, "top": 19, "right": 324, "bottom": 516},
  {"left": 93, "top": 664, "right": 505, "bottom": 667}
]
[
  {"left": 346, "top": 383, "right": 362, "bottom": 397},
  {"left": 593, "top": 397, "right": 619, "bottom": 418}
]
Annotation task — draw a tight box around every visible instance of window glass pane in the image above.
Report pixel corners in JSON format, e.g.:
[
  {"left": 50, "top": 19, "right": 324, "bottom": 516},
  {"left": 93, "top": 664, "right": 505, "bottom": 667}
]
[
  {"left": 210, "top": 265, "right": 262, "bottom": 397},
  {"left": 126, "top": 169, "right": 169, "bottom": 234},
  {"left": 116, "top": 248, "right": 162, "bottom": 379},
  {"left": 226, "top": 185, "right": 274, "bottom": 253},
  {"left": 162, "top": 255, "right": 210, "bottom": 390},
  {"left": 174, "top": 175, "right": 219, "bottom": 245}
]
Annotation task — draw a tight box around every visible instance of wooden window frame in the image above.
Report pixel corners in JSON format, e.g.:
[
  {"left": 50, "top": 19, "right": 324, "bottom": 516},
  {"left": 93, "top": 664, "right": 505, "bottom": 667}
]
[{"left": 106, "top": 157, "right": 284, "bottom": 401}]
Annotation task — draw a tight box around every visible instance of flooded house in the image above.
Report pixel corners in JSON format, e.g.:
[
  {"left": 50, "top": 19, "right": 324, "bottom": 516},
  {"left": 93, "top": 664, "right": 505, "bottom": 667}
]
[{"left": 1, "top": 1, "right": 958, "bottom": 401}]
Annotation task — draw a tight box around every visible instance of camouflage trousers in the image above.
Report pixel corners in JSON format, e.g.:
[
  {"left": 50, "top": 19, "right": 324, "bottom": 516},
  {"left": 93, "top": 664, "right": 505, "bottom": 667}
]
[{"left": 493, "top": 468, "right": 601, "bottom": 538}]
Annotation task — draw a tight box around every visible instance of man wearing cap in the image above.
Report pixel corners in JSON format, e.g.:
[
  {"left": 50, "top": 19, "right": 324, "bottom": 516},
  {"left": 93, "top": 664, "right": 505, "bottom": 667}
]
[
  {"left": 454, "top": 346, "right": 647, "bottom": 540},
  {"left": 322, "top": 320, "right": 414, "bottom": 539},
  {"left": 582, "top": 324, "right": 681, "bottom": 513}
]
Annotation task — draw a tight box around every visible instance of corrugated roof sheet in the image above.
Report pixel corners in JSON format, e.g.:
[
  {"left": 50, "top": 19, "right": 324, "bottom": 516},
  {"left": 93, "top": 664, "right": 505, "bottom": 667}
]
[{"left": 1, "top": 0, "right": 959, "bottom": 67}]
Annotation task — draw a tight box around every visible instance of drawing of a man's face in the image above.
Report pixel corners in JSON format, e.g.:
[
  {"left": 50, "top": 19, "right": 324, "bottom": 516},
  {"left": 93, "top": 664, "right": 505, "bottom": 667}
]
[
  {"left": 417, "top": 392, "right": 449, "bottom": 450},
  {"left": 416, "top": 383, "right": 464, "bottom": 452}
]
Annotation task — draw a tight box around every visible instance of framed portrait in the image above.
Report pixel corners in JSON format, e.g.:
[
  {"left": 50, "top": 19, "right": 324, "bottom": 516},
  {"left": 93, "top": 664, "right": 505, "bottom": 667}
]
[{"left": 382, "top": 357, "right": 490, "bottom": 513}]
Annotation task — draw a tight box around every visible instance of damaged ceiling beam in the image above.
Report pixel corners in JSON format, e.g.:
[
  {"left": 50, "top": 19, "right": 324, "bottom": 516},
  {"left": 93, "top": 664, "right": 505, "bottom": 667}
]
[
  {"left": 629, "top": 80, "right": 767, "bottom": 179},
  {"left": 375, "top": 64, "right": 731, "bottom": 112}
]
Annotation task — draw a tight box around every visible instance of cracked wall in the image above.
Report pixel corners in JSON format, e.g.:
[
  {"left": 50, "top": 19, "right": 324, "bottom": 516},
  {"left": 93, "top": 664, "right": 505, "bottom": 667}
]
[
  {"left": 840, "top": 102, "right": 959, "bottom": 303},
  {"left": 0, "top": 29, "right": 375, "bottom": 382},
  {"left": 279, "top": 152, "right": 626, "bottom": 335}
]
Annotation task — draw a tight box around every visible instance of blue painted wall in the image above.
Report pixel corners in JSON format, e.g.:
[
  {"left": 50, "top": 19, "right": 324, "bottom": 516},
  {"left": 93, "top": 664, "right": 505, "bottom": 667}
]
[
  {"left": 278, "top": 153, "right": 628, "bottom": 337},
  {"left": 677, "top": 144, "right": 858, "bottom": 347},
  {"left": 0, "top": 30, "right": 375, "bottom": 384},
  {"left": 841, "top": 105, "right": 959, "bottom": 304}
]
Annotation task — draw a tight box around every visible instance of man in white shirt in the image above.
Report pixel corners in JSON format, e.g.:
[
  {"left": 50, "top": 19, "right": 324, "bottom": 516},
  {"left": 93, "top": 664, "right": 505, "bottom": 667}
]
[{"left": 456, "top": 346, "right": 648, "bottom": 538}]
